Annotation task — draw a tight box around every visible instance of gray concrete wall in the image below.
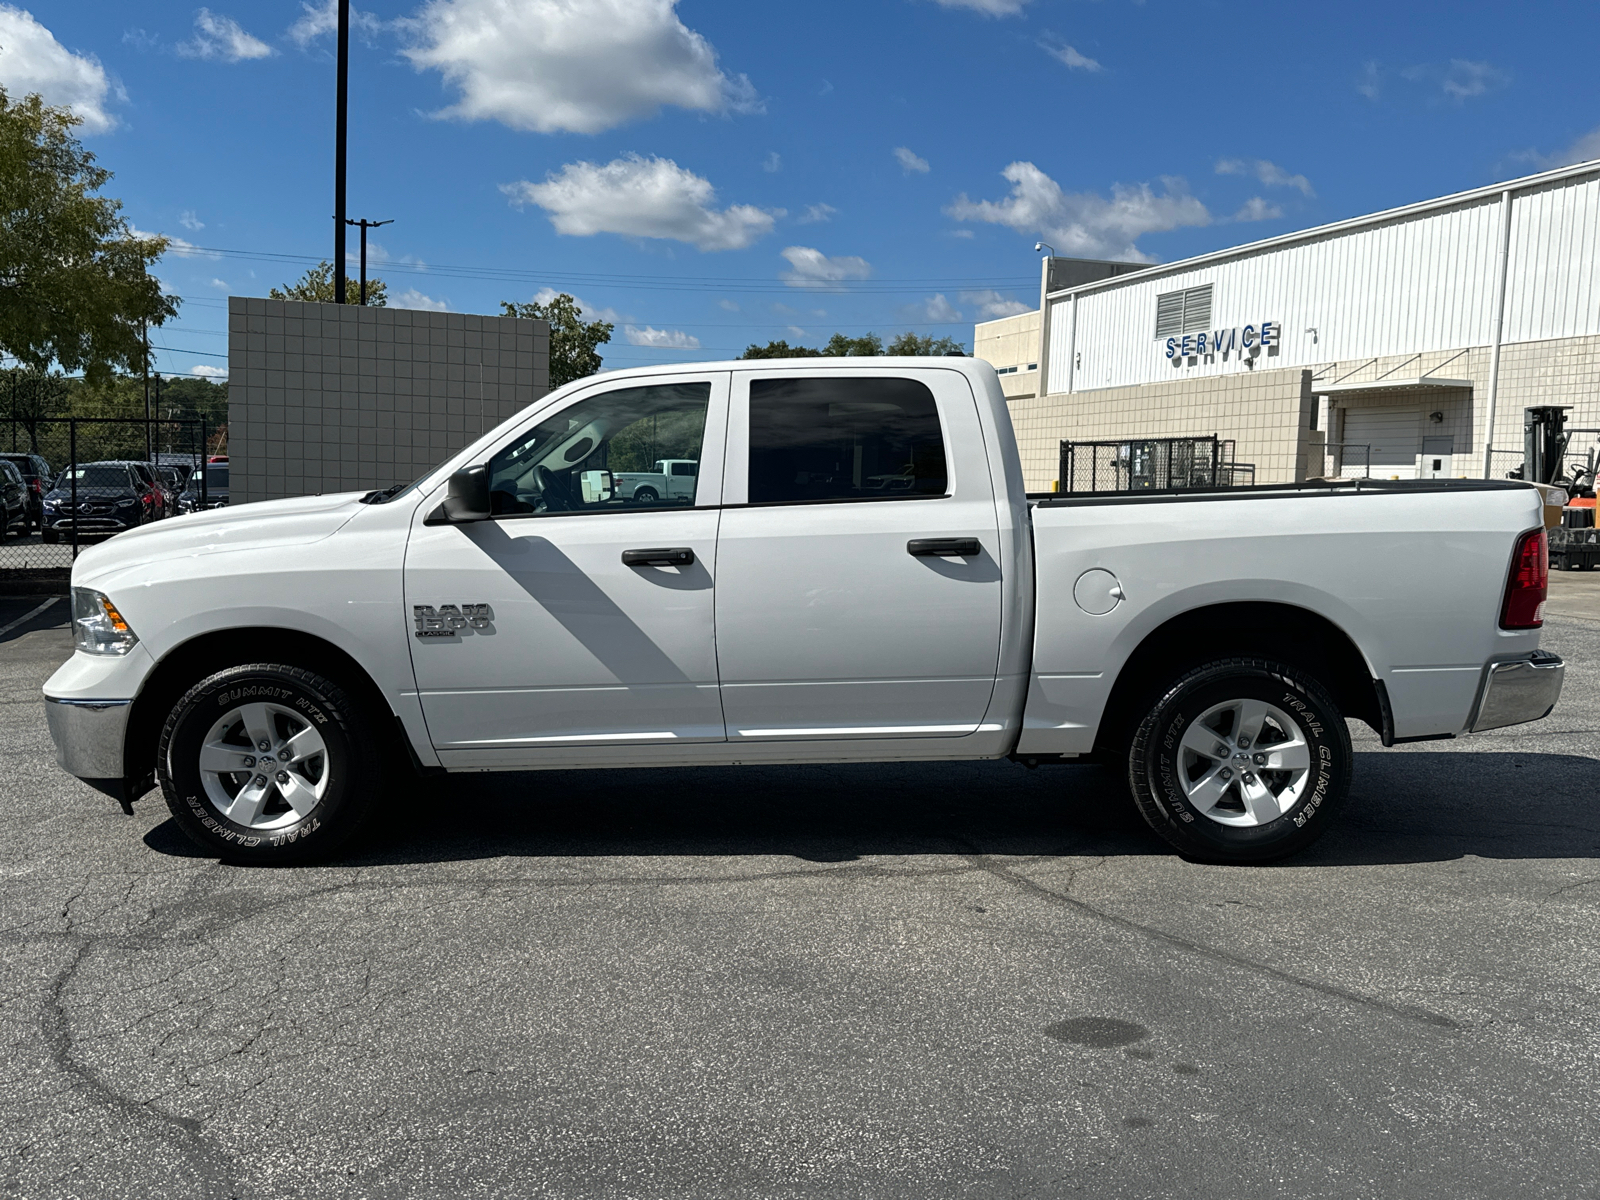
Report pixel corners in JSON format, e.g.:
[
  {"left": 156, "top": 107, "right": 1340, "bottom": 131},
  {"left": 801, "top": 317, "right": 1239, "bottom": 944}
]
[{"left": 227, "top": 298, "right": 549, "bottom": 505}]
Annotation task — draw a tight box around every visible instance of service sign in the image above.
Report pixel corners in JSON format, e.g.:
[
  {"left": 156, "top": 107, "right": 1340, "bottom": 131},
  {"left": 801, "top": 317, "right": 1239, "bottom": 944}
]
[{"left": 1165, "top": 321, "right": 1279, "bottom": 360}]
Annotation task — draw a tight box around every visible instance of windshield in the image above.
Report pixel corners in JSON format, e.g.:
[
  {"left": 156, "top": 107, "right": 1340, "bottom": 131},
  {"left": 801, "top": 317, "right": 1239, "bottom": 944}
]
[
  {"left": 185, "top": 466, "right": 228, "bottom": 490},
  {"left": 59, "top": 466, "right": 131, "bottom": 490}
]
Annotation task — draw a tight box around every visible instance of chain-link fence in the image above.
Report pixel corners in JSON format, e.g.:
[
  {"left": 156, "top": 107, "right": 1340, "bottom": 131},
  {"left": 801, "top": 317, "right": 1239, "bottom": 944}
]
[
  {"left": 0, "top": 417, "right": 216, "bottom": 573},
  {"left": 1057, "top": 435, "right": 1256, "bottom": 494}
]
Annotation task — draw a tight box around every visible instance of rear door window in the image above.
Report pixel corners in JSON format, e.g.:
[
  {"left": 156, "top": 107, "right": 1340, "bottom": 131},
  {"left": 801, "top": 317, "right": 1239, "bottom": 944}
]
[{"left": 747, "top": 377, "right": 947, "bottom": 505}]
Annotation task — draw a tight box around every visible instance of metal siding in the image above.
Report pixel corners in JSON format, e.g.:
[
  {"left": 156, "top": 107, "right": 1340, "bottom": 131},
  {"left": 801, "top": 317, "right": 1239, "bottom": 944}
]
[
  {"left": 1057, "top": 178, "right": 1600, "bottom": 391},
  {"left": 1504, "top": 174, "right": 1600, "bottom": 344}
]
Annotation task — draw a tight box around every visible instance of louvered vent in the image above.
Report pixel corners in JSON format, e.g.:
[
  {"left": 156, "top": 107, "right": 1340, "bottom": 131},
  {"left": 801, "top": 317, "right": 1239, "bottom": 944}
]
[
  {"left": 1153, "top": 284, "right": 1214, "bottom": 339},
  {"left": 1153, "top": 291, "right": 1185, "bottom": 339}
]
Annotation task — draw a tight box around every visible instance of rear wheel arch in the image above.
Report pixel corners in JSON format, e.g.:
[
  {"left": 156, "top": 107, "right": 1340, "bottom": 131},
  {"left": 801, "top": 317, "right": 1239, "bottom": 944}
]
[
  {"left": 1092, "top": 601, "right": 1381, "bottom": 757},
  {"left": 125, "top": 628, "right": 400, "bottom": 788}
]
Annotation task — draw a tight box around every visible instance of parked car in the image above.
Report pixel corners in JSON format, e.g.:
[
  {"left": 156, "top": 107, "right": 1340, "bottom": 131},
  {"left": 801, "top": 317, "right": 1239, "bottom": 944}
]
[
  {"left": 0, "top": 452, "right": 54, "bottom": 527},
  {"left": 613, "top": 458, "right": 699, "bottom": 504},
  {"left": 45, "top": 357, "right": 1564, "bottom": 867},
  {"left": 40, "top": 462, "right": 161, "bottom": 542},
  {"left": 178, "top": 462, "right": 229, "bottom": 512},
  {"left": 0, "top": 460, "right": 30, "bottom": 537},
  {"left": 153, "top": 465, "right": 184, "bottom": 518}
]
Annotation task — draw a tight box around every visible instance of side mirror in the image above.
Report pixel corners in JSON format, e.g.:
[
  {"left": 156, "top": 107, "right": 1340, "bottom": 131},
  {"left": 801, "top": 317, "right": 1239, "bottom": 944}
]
[
  {"left": 579, "top": 469, "right": 613, "bottom": 503},
  {"left": 441, "top": 465, "right": 492, "bottom": 523}
]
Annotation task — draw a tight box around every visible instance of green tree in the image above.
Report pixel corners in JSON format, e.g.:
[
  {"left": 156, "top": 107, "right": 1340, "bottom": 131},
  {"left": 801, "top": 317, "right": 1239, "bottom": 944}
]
[
  {"left": 270, "top": 260, "right": 388, "bottom": 306},
  {"left": 887, "top": 332, "right": 966, "bottom": 356},
  {"left": 740, "top": 339, "right": 823, "bottom": 360},
  {"left": 741, "top": 332, "right": 968, "bottom": 360},
  {"left": 0, "top": 88, "right": 177, "bottom": 384},
  {"left": 500, "top": 293, "right": 613, "bottom": 388}
]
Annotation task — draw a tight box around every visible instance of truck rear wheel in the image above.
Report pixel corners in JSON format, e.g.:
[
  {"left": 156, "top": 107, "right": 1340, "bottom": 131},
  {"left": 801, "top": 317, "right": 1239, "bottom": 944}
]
[
  {"left": 1127, "top": 657, "right": 1351, "bottom": 863},
  {"left": 633, "top": 486, "right": 658, "bottom": 503},
  {"left": 157, "top": 663, "right": 381, "bottom": 864}
]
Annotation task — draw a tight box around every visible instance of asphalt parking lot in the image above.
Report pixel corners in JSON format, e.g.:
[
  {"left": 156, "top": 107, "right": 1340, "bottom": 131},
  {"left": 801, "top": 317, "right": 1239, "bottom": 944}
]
[{"left": 0, "top": 589, "right": 1596, "bottom": 1200}]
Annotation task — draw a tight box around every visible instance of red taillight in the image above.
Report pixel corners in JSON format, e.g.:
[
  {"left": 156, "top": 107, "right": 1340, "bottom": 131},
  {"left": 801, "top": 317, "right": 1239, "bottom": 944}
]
[{"left": 1500, "top": 527, "right": 1548, "bottom": 629}]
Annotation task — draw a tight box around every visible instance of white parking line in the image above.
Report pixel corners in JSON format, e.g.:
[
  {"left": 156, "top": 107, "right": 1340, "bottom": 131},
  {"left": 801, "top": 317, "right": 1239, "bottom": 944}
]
[{"left": 0, "top": 596, "right": 63, "bottom": 639}]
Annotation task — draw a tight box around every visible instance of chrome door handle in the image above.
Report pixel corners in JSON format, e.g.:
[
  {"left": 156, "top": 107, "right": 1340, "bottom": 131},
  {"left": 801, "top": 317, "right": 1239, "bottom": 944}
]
[
  {"left": 907, "top": 538, "right": 980, "bottom": 557},
  {"left": 622, "top": 547, "right": 694, "bottom": 567}
]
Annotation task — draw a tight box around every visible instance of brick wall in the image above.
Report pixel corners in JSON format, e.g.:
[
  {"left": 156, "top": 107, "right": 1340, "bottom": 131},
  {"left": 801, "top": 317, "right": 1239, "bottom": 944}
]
[
  {"left": 1007, "top": 367, "right": 1314, "bottom": 492},
  {"left": 227, "top": 298, "right": 550, "bottom": 505}
]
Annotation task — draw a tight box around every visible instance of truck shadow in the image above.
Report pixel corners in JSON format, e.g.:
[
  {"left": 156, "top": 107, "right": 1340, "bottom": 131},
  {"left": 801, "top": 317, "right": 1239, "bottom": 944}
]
[{"left": 141, "top": 749, "right": 1600, "bottom": 867}]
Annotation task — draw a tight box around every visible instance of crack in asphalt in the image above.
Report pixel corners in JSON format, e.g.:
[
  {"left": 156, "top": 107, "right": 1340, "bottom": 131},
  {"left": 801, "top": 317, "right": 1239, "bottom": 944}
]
[{"left": 959, "top": 850, "right": 1464, "bottom": 1032}]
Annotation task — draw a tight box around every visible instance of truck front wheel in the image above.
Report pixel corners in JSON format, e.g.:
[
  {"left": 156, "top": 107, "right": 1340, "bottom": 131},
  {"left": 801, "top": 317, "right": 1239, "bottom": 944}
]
[
  {"left": 157, "top": 663, "right": 382, "bottom": 864},
  {"left": 1127, "top": 658, "right": 1351, "bottom": 864}
]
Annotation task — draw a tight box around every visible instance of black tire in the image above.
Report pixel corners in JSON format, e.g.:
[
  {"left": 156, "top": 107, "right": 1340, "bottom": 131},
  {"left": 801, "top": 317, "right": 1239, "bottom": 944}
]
[
  {"left": 157, "top": 663, "right": 381, "bottom": 864},
  {"left": 1127, "top": 657, "right": 1352, "bottom": 864},
  {"left": 633, "top": 486, "right": 659, "bottom": 504}
]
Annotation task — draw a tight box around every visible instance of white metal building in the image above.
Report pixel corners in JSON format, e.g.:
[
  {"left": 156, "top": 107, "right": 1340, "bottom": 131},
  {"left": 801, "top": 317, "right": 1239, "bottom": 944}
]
[{"left": 976, "top": 158, "right": 1600, "bottom": 490}]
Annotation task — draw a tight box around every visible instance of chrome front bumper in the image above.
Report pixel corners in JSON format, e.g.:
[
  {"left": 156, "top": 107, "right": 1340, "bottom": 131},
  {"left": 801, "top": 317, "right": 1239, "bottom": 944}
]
[
  {"left": 1469, "top": 651, "right": 1565, "bottom": 733},
  {"left": 44, "top": 696, "right": 130, "bottom": 780}
]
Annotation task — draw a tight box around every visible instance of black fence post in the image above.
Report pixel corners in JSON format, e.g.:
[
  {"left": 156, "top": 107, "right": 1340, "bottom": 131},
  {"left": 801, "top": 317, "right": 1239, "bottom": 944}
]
[
  {"left": 69, "top": 419, "right": 77, "bottom": 562},
  {"left": 200, "top": 416, "right": 208, "bottom": 508}
]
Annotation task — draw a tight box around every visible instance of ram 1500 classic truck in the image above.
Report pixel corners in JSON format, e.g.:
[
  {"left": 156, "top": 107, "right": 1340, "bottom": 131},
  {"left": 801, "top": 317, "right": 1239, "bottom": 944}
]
[
  {"left": 43, "top": 358, "right": 1564, "bottom": 864},
  {"left": 613, "top": 459, "right": 698, "bottom": 504}
]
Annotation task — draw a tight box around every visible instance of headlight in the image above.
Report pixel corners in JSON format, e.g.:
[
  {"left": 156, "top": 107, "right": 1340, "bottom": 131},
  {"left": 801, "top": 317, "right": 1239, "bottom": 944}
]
[
  {"left": 116, "top": 498, "right": 136, "bottom": 508},
  {"left": 43, "top": 499, "right": 59, "bottom": 510},
  {"left": 72, "top": 589, "right": 139, "bottom": 657}
]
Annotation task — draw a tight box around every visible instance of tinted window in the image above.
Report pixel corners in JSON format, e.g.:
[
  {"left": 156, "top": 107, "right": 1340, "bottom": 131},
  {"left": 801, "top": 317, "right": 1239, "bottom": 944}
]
[
  {"left": 63, "top": 466, "right": 132, "bottom": 490},
  {"left": 487, "top": 382, "right": 710, "bottom": 516},
  {"left": 207, "top": 466, "right": 229, "bottom": 488},
  {"left": 0, "top": 463, "right": 19, "bottom": 485},
  {"left": 747, "top": 377, "right": 947, "bottom": 505}
]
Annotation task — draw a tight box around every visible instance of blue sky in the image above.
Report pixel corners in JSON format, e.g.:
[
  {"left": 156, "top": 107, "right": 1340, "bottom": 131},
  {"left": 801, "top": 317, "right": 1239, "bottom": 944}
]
[{"left": 5, "top": 0, "right": 1598, "bottom": 378}]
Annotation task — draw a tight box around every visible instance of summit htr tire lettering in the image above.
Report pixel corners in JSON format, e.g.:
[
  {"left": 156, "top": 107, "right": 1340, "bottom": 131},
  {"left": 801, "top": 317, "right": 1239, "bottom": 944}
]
[{"left": 157, "top": 663, "right": 380, "bottom": 864}]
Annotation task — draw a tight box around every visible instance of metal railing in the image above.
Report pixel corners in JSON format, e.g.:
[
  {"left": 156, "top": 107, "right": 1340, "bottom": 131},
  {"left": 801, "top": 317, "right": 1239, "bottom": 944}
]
[{"left": 1057, "top": 435, "right": 1257, "bottom": 495}]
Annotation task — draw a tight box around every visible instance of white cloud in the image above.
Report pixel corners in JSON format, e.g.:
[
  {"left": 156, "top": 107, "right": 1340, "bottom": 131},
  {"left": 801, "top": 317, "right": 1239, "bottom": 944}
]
[
  {"left": 1231, "top": 197, "right": 1282, "bottom": 222},
  {"left": 961, "top": 289, "right": 1031, "bottom": 319},
  {"left": 1517, "top": 126, "right": 1600, "bottom": 170},
  {"left": 625, "top": 325, "right": 700, "bottom": 349},
  {"left": 928, "top": 0, "right": 1030, "bottom": 15},
  {"left": 762, "top": 151, "right": 781, "bottom": 173},
  {"left": 945, "top": 228, "right": 976, "bottom": 239},
  {"left": 288, "top": 0, "right": 383, "bottom": 46},
  {"left": 780, "top": 245, "right": 872, "bottom": 288},
  {"left": 0, "top": 6, "right": 119, "bottom": 132},
  {"left": 208, "top": 277, "right": 229, "bottom": 290},
  {"left": 531, "top": 287, "right": 621, "bottom": 324},
  {"left": 190, "top": 364, "right": 228, "bottom": 379},
  {"left": 718, "top": 299, "right": 739, "bottom": 312},
  {"left": 402, "top": 0, "right": 760, "bottom": 134},
  {"left": 177, "top": 9, "right": 274, "bottom": 62},
  {"left": 786, "top": 324, "right": 806, "bottom": 337},
  {"left": 128, "top": 226, "right": 219, "bottom": 260},
  {"left": 1398, "top": 59, "right": 1510, "bottom": 102},
  {"left": 1215, "top": 158, "right": 1314, "bottom": 197},
  {"left": 394, "top": 288, "right": 448, "bottom": 311},
  {"left": 1038, "top": 34, "right": 1101, "bottom": 72},
  {"left": 918, "top": 293, "right": 962, "bottom": 322},
  {"left": 894, "top": 146, "right": 930, "bottom": 174},
  {"left": 798, "top": 203, "right": 837, "bottom": 224},
  {"left": 945, "top": 162, "right": 1211, "bottom": 262},
  {"left": 1356, "top": 60, "right": 1381, "bottom": 100},
  {"left": 179, "top": 210, "right": 205, "bottom": 231},
  {"left": 504, "top": 154, "right": 778, "bottom": 251}
]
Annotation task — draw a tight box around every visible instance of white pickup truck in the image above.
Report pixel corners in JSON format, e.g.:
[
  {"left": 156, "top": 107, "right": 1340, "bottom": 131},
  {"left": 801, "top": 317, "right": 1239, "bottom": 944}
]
[
  {"left": 44, "top": 357, "right": 1564, "bottom": 865},
  {"left": 613, "top": 458, "right": 699, "bottom": 504}
]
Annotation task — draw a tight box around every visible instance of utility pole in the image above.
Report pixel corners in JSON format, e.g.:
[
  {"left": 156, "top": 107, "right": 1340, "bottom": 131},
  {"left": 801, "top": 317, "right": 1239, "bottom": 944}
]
[
  {"left": 345, "top": 218, "right": 394, "bottom": 305},
  {"left": 142, "top": 320, "right": 152, "bottom": 462},
  {"left": 333, "top": 0, "right": 350, "bottom": 303}
]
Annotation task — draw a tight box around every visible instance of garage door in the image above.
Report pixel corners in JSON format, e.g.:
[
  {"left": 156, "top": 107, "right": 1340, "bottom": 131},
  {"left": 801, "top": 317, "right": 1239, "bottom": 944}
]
[{"left": 1341, "top": 407, "right": 1421, "bottom": 479}]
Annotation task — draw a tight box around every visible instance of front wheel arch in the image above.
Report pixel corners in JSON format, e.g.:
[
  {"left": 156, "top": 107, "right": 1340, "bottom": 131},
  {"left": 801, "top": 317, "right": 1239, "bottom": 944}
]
[{"left": 124, "top": 628, "right": 402, "bottom": 797}]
